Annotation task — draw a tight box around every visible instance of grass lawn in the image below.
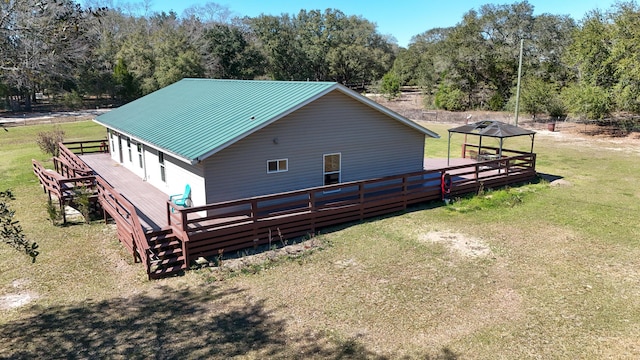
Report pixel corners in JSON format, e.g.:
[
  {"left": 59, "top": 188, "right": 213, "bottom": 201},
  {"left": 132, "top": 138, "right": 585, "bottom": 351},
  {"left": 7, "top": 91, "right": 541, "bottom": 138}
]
[{"left": 1, "top": 121, "right": 639, "bottom": 359}]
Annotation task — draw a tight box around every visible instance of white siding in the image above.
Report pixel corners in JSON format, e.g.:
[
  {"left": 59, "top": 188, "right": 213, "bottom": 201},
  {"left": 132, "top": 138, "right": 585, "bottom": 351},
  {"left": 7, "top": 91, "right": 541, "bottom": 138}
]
[
  {"left": 201, "top": 91, "right": 426, "bottom": 203},
  {"left": 141, "top": 148, "right": 206, "bottom": 206},
  {"left": 106, "top": 129, "right": 206, "bottom": 207}
]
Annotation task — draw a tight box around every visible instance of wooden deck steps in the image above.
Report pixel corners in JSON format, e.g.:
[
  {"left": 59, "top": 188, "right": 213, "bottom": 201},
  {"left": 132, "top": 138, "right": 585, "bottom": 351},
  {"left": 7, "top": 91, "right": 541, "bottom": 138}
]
[{"left": 146, "top": 229, "right": 186, "bottom": 279}]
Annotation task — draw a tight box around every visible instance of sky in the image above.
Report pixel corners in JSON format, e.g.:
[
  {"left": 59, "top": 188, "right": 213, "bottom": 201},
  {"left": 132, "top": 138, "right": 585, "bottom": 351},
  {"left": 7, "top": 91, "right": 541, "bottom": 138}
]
[{"left": 148, "top": 0, "right": 620, "bottom": 48}]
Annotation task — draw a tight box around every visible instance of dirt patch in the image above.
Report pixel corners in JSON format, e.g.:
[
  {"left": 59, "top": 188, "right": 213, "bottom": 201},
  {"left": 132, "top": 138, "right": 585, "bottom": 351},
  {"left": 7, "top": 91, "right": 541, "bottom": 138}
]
[
  {"left": 0, "top": 279, "right": 37, "bottom": 310},
  {"left": 419, "top": 230, "right": 492, "bottom": 258}
]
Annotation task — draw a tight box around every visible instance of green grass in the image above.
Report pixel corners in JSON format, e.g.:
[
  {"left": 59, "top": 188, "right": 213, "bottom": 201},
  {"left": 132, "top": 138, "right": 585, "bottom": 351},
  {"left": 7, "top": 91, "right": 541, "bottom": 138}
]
[{"left": 1, "top": 120, "right": 640, "bottom": 358}]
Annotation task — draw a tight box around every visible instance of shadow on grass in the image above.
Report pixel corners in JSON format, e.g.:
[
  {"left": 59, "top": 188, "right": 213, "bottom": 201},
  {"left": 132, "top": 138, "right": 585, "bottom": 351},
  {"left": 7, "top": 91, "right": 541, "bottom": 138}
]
[
  {"left": 0, "top": 286, "right": 459, "bottom": 359},
  {"left": 536, "top": 172, "right": 564, "bottom": 183}
]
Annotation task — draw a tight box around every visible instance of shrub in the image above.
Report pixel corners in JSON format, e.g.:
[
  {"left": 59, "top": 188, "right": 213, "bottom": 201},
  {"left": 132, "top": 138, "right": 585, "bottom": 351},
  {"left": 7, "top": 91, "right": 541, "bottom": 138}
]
[
  {"left": 380, "top": 72, "right": 401, "bottom": 100},
  {"left": 74, "top": 185, "right": 92, "bottom": 224},
  {"left": 62, "top": 90, "right": 84, "bottom": 110},
  {"left": 561, "top": 84, "right": 611, "bottom": 120},
  {"left": 36, "top": 127, "right": 65, "bottom": 157},
  {"left": 0, "top": 190, "right": 39, "bottom": 263},
  {"left": 47, "top": 199, "right": 62, "bottom": 226},
  {"left": 434, "top": 84, "right": 465, "bottom": 111},
  {"left": 487, "top": 92, "right": 505, "bottom": 111}
]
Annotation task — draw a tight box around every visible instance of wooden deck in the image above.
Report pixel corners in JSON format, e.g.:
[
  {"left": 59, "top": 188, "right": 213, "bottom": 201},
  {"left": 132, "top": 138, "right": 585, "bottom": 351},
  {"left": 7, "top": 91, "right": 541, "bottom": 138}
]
[
  {"left": 33, "top": 141, "right": 536, "bottom": 279},
  {"left": 79, "top": 154, "right": 505, "bottom": 233},
  {"left": 80, "top": 153, "right": 169, "bottom": 231},
  {"left": 79, "top": 154, "right": 484, "bottom": 231}
]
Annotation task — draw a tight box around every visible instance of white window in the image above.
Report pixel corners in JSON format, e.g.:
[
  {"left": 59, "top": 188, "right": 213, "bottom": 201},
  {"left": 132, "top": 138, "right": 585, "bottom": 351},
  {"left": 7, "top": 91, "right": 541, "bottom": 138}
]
[
  {"left": 267, "top": 159, "right": 288, "bottom": 173},
  {"left": 137, "top": 143, "right": 143, "bottom": 168},
  {"left": 323, "top": 153, "right": 341, "bottom": 186},
  {"left": 159, "top": 152, "right": 166, "bottom": 182}
]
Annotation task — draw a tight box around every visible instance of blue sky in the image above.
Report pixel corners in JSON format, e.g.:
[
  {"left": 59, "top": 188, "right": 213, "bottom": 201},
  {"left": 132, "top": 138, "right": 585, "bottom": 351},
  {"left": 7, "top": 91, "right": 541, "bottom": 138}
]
[{"left": 149, "top": 0, "right": 619, "bottom": 47}]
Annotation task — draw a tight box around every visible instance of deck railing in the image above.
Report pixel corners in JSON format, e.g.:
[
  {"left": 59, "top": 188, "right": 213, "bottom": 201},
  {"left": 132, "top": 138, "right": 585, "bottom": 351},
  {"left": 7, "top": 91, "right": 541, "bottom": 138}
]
[
  {"left": 58, "top": 142, "right": 97, "bottom": 175},
  {"left": 463, "top": 144, "right": 530, "bottom": 160},
  {"left": 40, "top": 141, "right": 152, "bottom": 278},
  {"left": 62, "top": 139, "right": 109, "bottom": 155},
  {"left": 51, "top": 139, "right": 536, "bottom": 275},
  {"left": 168, "top": 153, "right": 536, "bottom": 263},
  {"left": 95, "top": 176, "right": 151, "bottom": 275}
]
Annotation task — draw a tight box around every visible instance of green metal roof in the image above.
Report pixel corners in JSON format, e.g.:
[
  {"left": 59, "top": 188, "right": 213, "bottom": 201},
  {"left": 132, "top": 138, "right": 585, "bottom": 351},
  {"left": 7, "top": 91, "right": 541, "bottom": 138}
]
[{"left": 95, "top": 78, "right": 439, "bottom": 163}]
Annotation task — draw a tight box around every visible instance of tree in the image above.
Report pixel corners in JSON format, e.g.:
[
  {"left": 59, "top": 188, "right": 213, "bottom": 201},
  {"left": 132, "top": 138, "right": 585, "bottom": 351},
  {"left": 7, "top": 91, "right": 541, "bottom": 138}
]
[
  {"left": 609, "top": 2, "right": 640, "bottom": 112},
  {"left": 561, "top": 84, "right": 611, "bottom": 120},
  {"left": 0, "top": 0, "right": 102, "bottom": 110},
  {"left": 380, "top": 72, "right": 401, "bottom": 99},
  {"left": 204, "top": 24, "right": 264, "bottom": 79},
  {"left": 113, "top": 58, "right": 140, "bottom": 101},
  {"left": 151, "top": 17, "right": 204, "bottom": 88},
  {"left": 248, "top": 9, "right": 394, "bottom": 85},
  {"left": 434, "top": 84, "right": 465, "bottom": 111},
  {"left": 248, "top": 14, "right": 309, "bottom": 80},
  {"left": 565, "top": 10, "right": 615, "bottom": 88},
  {"left": 401, "top": 2, "right": 575, "bottom": 111},
  {"left": 516, "top": 76, "right": 563, "bottom": 120}
]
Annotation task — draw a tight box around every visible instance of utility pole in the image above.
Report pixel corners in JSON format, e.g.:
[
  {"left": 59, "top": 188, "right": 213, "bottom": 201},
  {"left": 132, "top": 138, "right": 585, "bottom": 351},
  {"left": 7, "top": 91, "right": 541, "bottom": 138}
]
[{"left": 514, "top": 39, "right": 524, "bottom": 127}]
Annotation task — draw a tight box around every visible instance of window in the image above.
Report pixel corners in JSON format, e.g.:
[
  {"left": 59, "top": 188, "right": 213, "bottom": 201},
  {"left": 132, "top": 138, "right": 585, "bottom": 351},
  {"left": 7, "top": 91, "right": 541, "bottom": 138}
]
[
  {"left": 137, "top": 143, "right": 143, "bottom": 168},
  {"left": 267, "top": 159, "right": 288, "bottom": 173},
  {"left": 109, "top": 130, "right": 114, "bottom": 151},
  {"left": 127, "top": 138, "right": 132, "bottom": 162},
  {"left": 323, "top": 153, "right": 341, "bottom": 186},
  {"left": 159, "top": 152, "right": 166, "bottom": 182}
]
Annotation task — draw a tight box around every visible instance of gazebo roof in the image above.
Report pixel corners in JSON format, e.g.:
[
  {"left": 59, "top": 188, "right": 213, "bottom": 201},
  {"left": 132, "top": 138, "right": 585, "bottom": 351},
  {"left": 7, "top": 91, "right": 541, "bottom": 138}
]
[{"left": 448, "top": 120, "right": 535, "bottom": 138}]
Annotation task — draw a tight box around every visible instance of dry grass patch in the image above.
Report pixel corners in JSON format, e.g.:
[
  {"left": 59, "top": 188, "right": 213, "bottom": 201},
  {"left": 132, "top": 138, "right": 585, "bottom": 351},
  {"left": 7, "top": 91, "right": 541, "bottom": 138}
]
[
  {"left": 419, "top": 230, "right": 492, "bottom": 258},
  {"left": 218, "top": 220, "right": 527, "bottom": 358}
]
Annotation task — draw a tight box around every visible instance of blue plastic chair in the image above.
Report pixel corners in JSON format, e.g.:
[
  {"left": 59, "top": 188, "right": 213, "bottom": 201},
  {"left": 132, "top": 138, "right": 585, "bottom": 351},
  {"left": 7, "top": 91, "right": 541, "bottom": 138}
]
[{"left": 169, "top": 184, "right": 192, "bottom": 212}]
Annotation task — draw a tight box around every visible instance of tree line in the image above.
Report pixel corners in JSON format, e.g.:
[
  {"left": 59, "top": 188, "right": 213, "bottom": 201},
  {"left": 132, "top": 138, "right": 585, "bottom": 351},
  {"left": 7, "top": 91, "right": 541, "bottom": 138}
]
[
  {"left": 2, "top": 0, "right": 640, "bottom": 121},
  {"left": 392, "top": 1, "right": 640, "bottom": 121},
  {"left": 0, "top": 0, "right": 394, "bottom": 110}
]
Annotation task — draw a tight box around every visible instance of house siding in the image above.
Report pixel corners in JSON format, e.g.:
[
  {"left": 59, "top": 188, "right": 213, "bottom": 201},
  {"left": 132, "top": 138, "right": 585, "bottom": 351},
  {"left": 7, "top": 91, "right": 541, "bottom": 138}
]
[
  {"left": 202, "top": 90, "right": 426, "bottom": 203},
  {"left": 108, "top": 130, "right": 206, "bottom": 206}
]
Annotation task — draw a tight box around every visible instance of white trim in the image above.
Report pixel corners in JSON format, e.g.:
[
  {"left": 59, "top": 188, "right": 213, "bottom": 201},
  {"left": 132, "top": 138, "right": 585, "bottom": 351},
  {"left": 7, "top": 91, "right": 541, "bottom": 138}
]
[{"left": 266, "top": 158, "right": 288, "bottom": 174}]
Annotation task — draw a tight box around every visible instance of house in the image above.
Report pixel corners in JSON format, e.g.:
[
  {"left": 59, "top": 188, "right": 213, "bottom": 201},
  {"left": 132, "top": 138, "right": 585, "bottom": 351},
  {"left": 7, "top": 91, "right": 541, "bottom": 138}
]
[{"left": 94, "top": 79, "right": 439, "bottom": 207}]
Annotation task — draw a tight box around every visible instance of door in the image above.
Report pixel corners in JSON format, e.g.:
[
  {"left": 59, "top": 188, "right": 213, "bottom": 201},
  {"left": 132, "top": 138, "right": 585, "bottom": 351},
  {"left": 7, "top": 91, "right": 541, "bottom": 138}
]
[{"left": 117, "top": 137, "right": 123, "bottom": 163}]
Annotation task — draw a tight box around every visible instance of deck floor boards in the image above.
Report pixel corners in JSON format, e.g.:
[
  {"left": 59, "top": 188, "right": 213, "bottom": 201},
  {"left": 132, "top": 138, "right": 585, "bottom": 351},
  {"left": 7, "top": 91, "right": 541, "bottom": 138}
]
[{"left": 80, "top": 154, "right": 169, "bottom": 231}]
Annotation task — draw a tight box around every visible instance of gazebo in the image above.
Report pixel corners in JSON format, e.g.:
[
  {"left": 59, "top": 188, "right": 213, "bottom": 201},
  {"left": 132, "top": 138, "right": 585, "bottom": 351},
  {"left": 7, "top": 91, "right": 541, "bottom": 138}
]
[{"left": 447, "top": 120, "right": 536, "bottom": 165}]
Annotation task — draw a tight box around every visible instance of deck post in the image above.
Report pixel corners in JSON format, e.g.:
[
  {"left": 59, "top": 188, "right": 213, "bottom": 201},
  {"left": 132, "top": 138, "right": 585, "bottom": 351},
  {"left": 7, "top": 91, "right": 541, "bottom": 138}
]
[
  {"left": 309, "top": 192, "right": 316, "bottom": 234},
  {"left": 250, "top": 199, "right": 258, "bottom": 241},
  {"left": 359, "top": 183, "right": 365, "bottom": 221},
  {"left": 402, "top": 175, "right": 408, "bottom": 210},
  {"left": 166, "top": 201, "right": 172, "bottom": 228},
  {"left": 181, "top": 209, "right": 189, "bottom": 269}
]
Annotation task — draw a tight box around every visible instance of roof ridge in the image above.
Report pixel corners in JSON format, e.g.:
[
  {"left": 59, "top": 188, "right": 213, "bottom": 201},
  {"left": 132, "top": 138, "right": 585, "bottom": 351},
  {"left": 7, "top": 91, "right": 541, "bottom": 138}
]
[{"left": 181, "top": 78, "right": 337, "bottom": 85}]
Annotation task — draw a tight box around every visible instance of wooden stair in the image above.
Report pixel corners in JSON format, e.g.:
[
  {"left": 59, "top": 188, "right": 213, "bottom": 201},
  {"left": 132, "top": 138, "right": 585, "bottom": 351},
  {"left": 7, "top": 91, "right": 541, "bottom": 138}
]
[{"left": 145, "top": 229, "right": 186, "bottom": 279}]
